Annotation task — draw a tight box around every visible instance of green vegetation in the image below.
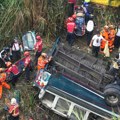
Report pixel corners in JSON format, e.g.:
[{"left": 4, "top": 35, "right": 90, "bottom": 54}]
[
  {"left": 0, "top": 0, "right": 67, "bottom": 47},
  {"left": 0, "top": 0, "right": 119, "bottom": 48}
]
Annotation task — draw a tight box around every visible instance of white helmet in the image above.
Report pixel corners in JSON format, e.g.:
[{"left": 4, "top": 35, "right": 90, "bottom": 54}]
[{"left": 11, "top": 98, "right": 17, "bottom": 105}]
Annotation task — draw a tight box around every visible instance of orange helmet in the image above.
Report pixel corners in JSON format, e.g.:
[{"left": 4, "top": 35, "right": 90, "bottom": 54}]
[
  {"left": 68, "top": 17, "right": 74, "bottom": 22},
  {"left": 6, "top": 62, "right": 12, "bottom": 67},
  {"left": 24, "top": 51, "right": 30, "bottom": 57},
  {"left": 36, "top": 36, "right": 42, "bottom": 41},
  {"left": 72, "top": 14, "right": 76, "bottom": 19}
]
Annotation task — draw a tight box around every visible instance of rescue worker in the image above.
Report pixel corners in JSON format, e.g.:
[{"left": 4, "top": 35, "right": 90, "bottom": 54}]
[
  {"left": 6, "top": 62, "right": 19, "bottom": 87},
  {"left": 83, "top": 1, "right": 93, "bottom": 24},
  {"left": 37, "top": 53, "right": 52, "bottom": 74},
  {"left": 89, "top": 30, "right": 106, "bottom": 57},
  {"left": 108, "top": 25, "right": 116, "bottom": 52},
  {"left": 114, "top": 24, "right": 120, "bottom": 48},
  {"left": 34, "top": 35, "right": 43, "bottom": 65},
  {"left": 66, "top": 17, "right": 76, "bottom": 46},
  {"left": 100, "top": 25, "right": 109, "bottom": 50},
  {"left": 74, "top": 6, "right": 85, "bottom": 15},
  {"left": 23, "top": 51, "right": 32, "bottom": 81},
  {"left": 6, "top": 98, "right": 19, "bottom": 120},
  {"left": 0, "top": 68, "right": 10, "bottom": 99},
  {"left": 68, "top": 0, "right": 76, "bottom": 17},
  {"left": 10, "top": 38, "right": 22, "bottom": 63}
]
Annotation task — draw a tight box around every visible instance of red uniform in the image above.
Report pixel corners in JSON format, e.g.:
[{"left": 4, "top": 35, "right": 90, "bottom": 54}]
[
  {"left": 67, "top": 22, "right": 76, "bottom": 33},
  {"left": 9, "top": 104, "right": 19, "bottom": 117},
  {"left": 7, "top": 64, "right": 19, "bottom": 75},
  {"left": 34, "top": 40, "right": 42, "bottom": 52},
  {"left": 24, "top": 56, "right": 31, "bottom": 67}
]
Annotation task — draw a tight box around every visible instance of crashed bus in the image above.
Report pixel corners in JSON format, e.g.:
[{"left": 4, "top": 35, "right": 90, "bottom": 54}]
[{"left": 34, "top": 38, "right": 120, "bottom": 120}]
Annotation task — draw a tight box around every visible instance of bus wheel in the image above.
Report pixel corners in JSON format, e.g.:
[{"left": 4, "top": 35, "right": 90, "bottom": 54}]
[{"left": 104, "top": 84, "right": 120, "bottom": 107}]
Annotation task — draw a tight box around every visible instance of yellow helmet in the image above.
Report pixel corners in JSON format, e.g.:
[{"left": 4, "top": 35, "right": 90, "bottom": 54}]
[{"left": 84, "top": 0, "right": 90, "bottom": 3}]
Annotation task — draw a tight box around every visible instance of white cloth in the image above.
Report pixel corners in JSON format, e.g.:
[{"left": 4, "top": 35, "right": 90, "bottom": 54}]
[
  {"left": 86, "top": 20, "right": 94, "bottom": 32},
  {"left": 12, "top": 43, "right": 20, "bottom": 51},
  {"left": 103, "top": 41, "right": 110, "bottom": 57},
  {"left": 92, "top": 35, "right": 104, "bottom": 47},
  {"left": 116, "top": 28, "right": 120, "bottom": 37}
]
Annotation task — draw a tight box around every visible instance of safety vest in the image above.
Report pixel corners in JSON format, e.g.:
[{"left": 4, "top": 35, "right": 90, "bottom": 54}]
[
  {"left": 9, "top": 104, "right": 19, "bottom": 117},
  {"left": 37, "top": 56, "right": 48, "bottom": 70}
]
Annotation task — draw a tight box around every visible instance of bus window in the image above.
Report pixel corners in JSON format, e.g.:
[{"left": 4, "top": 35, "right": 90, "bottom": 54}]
[
  {"left": 88, "top": 113, "right": 108, "bottom": 120},
  {"left": 70, "top": 105, "right": 86, "bottom": 120},
  {"left": 42, "top": 92, "right": 55, "bottom": 108},
  {"left": 54, "top": 98, "right": 71, "bottom": 114}
]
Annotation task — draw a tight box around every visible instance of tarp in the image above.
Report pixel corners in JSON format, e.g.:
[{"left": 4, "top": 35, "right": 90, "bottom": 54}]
[
  {"left": 91, "top": 0, "right": 120, "bottom": 7},
  {"left": 22, "top": 31, "right": 36, "bottom": 50}
]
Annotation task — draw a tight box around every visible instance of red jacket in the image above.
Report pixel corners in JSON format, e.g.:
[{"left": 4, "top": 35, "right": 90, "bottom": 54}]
[
  {"left": 34, "top": 40, "right": 42, "bottom": 52},
  {"left": 24, "top": 56, "right": 31, "bottom": 67},
  {"left": 68, "top": 0, "right": 76, "bottom": 4},
  {"left": 67, "top": 22, "right": 76, "bottom": 33},
  {"left": 9, "top": 104, "right": 19, "bottom": 117},
  {"left": 7, "top": 65, "right": 19, "bottom": 75}
]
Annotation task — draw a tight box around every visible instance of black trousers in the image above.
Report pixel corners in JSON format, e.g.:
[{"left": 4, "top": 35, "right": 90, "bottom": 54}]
[
  {"left": 66, "top": 32, "right": 75, "bottom": 46},
  {"left": 86, "top": 31, "right": 93, "bottom": 46},
  {"left": 35, "top": 51, "right": 42, "bottom": 65},
  {"left": 114, "top": 36, "right": 120, "bottom": 48},
  {"left": 68, "top": 3, "right": 74, "bottom": 17},
  {"left": 8, "top": 115, "right": 19, "bottom": 120},
  {"left": 12, "top": 50, "right": 21, "bottom": 63},
  {"left": 92, "top": 46, "right": 100, "bottom": 57}
]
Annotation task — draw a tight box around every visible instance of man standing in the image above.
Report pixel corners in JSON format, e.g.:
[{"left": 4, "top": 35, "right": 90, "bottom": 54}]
[
  {"left": 10, "top": 38, "right": 22, "bottom": 63},
  {"left": 89, "top": 30, "right": 106, "bottom": 57},
  {"left": 114, "top": 24, "right": 120, "bottom": 48},
  {"left": 34, "top": 35, "right": 43, "bottom": 65},
  {"left": 66, "top": 17, "right": 76, "bottom": 46},
  {"left": 37, "top": 53, "right": 52, "bottom": 74},
  {"left": 68, "top": 0, "right": 76, "bottom": 17},
  {"left": 6, "top": 98, "right": 19, "bottom": 120},
  {"left": 23, "top": 51, "right": 32, "bottom": 81}
]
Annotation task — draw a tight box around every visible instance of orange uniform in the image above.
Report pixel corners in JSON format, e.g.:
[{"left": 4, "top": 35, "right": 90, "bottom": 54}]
[
  {"left": 0, "top": 73, "right": 10, "bottom": 99},
  {"left": 100, "top": 29, "right": 109, "bottom": 50},
  {"left": 37, "top": 56, "right": 49, "bottom": 70},
  {"left": 108, "top": 29, "right": 116, "bottom": 52}
]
